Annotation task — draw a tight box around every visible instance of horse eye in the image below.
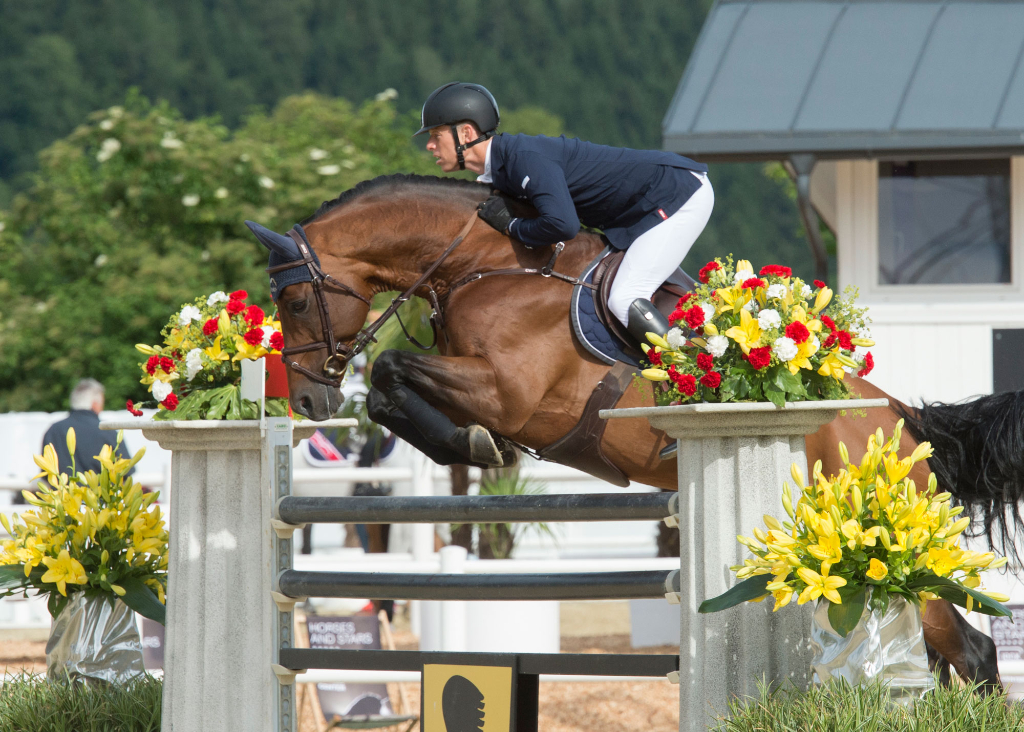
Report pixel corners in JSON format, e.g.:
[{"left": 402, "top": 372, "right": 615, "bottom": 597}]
[{"left": 290, "top": 299, "right": 310, "bottom": 315}]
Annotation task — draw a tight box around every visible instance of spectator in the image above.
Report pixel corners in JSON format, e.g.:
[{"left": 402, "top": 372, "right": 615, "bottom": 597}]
[{"left": 40, "top": 378, "right": 134, "bottom": 478}]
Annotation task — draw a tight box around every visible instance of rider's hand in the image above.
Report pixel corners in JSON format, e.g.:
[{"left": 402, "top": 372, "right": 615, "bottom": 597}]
[{"left": 477, "top": 195, "right": 514, "bottom": 235}]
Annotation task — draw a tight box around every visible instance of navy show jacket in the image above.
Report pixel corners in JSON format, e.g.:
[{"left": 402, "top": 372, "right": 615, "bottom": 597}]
[{"left": 487, "top": 133, "right": 708, "bottom": 250}]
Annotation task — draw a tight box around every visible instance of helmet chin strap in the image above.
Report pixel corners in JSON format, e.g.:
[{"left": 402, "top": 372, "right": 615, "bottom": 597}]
[{"left": 450, "top": 124, "right": 494, "bottom": 171}]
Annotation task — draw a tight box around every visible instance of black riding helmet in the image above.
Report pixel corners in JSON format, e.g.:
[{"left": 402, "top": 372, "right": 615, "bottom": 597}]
[{"left": 414, "top": 82, "right": 500, "bottom": 170}]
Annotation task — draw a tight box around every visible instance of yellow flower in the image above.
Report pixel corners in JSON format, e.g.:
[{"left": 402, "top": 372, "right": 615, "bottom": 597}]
[
  {"left": 232, "top": 336, "right": 267, "bottom": 362},
  {"left": 40, "top": 550, "right": 88, "bottom": 597},
  {"left": 926, "top": 546, "right": 964, "bottom": 576},
  {"left": 787, "top": 337, "right": 820, "bottom": 374},
  {"left": 715, "top": 285, "right": 752, "bottom": 315},
  {"left": 642, "top": 368, "right": 669, "bottom": 381},
  {"left": 841, "top": 519, "right": 881, "bottom": 550},
  {"left": 866, "top": 558, "right": 888, "bottom": 581},
  {"left": 771, "top": 586, "right": 794, "bottom": 611},
  {"left": 723, "top": 308, "right": 762, "bottom": 354},
  {"left": 204, "top": 335, "right": 230, "bottom": 364},
  {"left": 817, "top": 350, "right": 846, "bottom": 380},
  {"left": 812, "top": 286, "right": 833, "bottom": 313},
  {"left": 797, "top": 566, "right": 847, "bottom": 605}
]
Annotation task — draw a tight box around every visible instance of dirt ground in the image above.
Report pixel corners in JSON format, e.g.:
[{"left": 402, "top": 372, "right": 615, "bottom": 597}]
[{"left": 2, "top": 601, "right": 680, "bottom": 732}]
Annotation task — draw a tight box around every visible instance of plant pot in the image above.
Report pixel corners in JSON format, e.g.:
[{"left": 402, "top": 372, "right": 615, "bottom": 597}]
[
  {"left": 810, "top": 595, "right": 935, "bottom": 701},
  {"left": 46, "top": 593, "right": 145, "bottom": 684}
]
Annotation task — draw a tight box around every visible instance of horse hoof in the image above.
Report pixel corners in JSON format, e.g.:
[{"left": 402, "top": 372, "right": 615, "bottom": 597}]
[{"left": 466, "top": 424, "right": 504, "bottom": 467}]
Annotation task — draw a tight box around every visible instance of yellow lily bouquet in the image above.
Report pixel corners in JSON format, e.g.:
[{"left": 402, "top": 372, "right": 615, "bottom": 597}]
[
  {"left": 0, "top": 430, "right": 167, "bottom": 623},
  {"left": 131, "top": 289, "right": 289, "bottom": 420},
  {"left": 699, "top": 421, "right": 1011, "bottom": 636},
  {"left": 640, "top": 256, "right": 873, "bottom": 407}
]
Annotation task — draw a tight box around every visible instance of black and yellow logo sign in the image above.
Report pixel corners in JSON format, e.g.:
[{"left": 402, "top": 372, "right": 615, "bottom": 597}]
[{"left": 422, "top": 663, "right": 513, "bottom": 732}]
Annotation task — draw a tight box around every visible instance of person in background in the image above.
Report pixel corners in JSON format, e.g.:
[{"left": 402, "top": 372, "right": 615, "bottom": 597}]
[{"left": 41, "top": 378, "right": 134, "bottom": 478}]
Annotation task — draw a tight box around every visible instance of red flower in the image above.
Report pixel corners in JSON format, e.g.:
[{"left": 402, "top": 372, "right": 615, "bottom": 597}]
[
  {"left": 746, "top": 346, "right": 772, "bottom": 370},
  {"left": 145, "top": 355, "right": 160, "bottom": 375},
  {"left": 160, "top": 356, "right": 175, "bottom": 373},
  {"left": 741, "top": 277, "right": 767, "bottom": 290},
  {"left": 126, "top": 400, "right": 143, "bottom": 417},
  {"left": 814, "top": 280, "right": 827, "bottom": 289},
  {"left": 269, "top": 331, "right": 284, "bottom": 351},
  {"left": 229, "top": 290, "right": 248, "bottom": 301},
  {"left": 669, "top": 308, "right": 685, "bottom": 325},
  {"left": 784, "top": 321, "right": 810, "bottom": 344},
  {"left": 683, "top": 305, "right": 705, "bottom": 330},
  {"left": 647, "top": 349, "right": 663, "bottom": 367},
  {"left": 668, "top": 366, "right": 697, "bottom": 396},
  {"left": 696, "top": 353, "right": 714, "bottom": 372},
  {"left": 244, "top": 328, "right": 264, "bottom": 346},
  {"left": 676, "top": 293, "right": 696, "bottom": 308},
  {"left": 226, "top": 299, "right": 245, "bottom": 315},
  {"left": 203, "top": 318, "right": 219, "bottom": 336},
  {"left": 822, "top": 333, "right": 837, "bottom": 349},
  {"left": 700, "top": 372, "right": 722, "bottom": 389},
  {"left": 244, "top": 305, "right": 265, "bottom": 326},
  {"left": 820, "top": 315, "right": 836, "bottom": 332},
  {"left": 857, "top": 352, "right": 875, "bottom": 377},
  {"left": 837, "top": 330, "right": 853, "bottom": 350},
  {"left": 759, "top": 265, "right": 792, "bottom": 278},
  {"left": 698, "top": 261, "right": 721, "bottom": 284},
  {"left": 162, "top": 393, "right": 178, "bottom": 411}
]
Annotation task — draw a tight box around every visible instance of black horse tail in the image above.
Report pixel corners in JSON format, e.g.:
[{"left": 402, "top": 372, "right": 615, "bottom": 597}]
[{"left": 896, "top": 391, "right": 1024, "bottom": 569}]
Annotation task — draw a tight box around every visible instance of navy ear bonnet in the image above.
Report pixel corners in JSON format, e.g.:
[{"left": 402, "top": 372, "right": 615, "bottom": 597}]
[{"left": 244, "top": 221, "right": 321, "bottom": 301}]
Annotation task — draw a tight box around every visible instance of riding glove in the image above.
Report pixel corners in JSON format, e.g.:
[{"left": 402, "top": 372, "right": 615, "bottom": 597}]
[{"left": 477, "top": 195, "right": 514, "bottom": 235}]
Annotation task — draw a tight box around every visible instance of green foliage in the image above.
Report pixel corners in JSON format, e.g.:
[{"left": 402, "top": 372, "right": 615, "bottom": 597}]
[
  {"left": 0, "top": 672, "right": 162, "bottom": 732},
  {"left": 714, "top": 678, "right": 1024, "bottom": 732},
  {"left": 473, "top": 470, "right": 554, "bottom": 560}
]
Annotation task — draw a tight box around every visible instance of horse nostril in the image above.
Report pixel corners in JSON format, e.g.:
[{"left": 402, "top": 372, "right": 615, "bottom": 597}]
[{"left": 299, "top": 396, "right": 313, "bottom": 415}]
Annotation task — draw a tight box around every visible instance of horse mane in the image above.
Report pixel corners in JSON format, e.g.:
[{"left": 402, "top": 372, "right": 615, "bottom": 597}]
[
  {"left": 895, "top": 392, "right": 1024, "bottom": 569},
  {"left": 300, "top": 174, "right": 491, "bottom": 225}
]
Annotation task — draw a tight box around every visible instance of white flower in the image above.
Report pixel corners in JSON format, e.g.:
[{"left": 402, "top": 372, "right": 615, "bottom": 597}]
[
  {"left": 259, "top": 176, "right": 275, "bottom": 189},
  {"left": 200, "top": 250, "right": 211, "bottom": 261},
  {"left": 810, "top": 335, "right": 820, "bottom": 350},
  {"left": 185, "top": 348, "right": 204, "bottom": 381},
  {"left": 108, "top": 106, "right": 124, "bottom": 119},
  {"left": 375, "top": 87, "right": 398, "bottom": 101},
  {"left": 214, "top": 187, "right": 229, "bottom": 199},
  {"left": 801, "top": 284, "right": 812, "bottom": 299},
  {"left": 309, "top": 148, "right": 329, "bottom": 161},
  {"left": 207, "top": 291, "right": 230, "bottom": 306},
  {"left": 342, "top": 160, "right": 356, "bottom": 169},
  {"left": 666, "top": 327, "right": 686, "bottom": 349},
  {"left": 160, "top": 132, "right": 183, "bottom": 149},
  {"left": 772, "top": 336, "right": 798, "bottom": 362},
  {"left": 852, "top": 350, "right": 867, "bottom": 364},
  {"left": 758, "top": 308, "right": 781, "bottom": 330},
  {"left": 701, "top": 303, "right": 715, "bottom": 324},
  {"left": 100, "top": 119, "right": 114, "bottom": 131},
  {"left": 766, "top": 283, "right": 787, "bottom": 300},
  {"left": 96, "top": 138, "right": 121, "bottom": 162},
  {"left": 240, "top": 153, "right": 251, "bottom": 162},
  {"left": 706, "top": 335, "right": 729, "bottom": 358},
  {"left": 318, "top": 164, "right": 341, "bottom": 176},
  {"left": 178, "top": 305, "right": 202, "bottom": 326},
  {"left": 182, "top": 194, "right": 200, "bottom": 207},
  {"left": 151, "top": 380, "right": 173, "bottom": 402},
  {"left": 342, "top": 144, "right": 355, "bottom": 154},
  {"left": 94, "top": 254, "right": 108, "bottom": 267},
  {"left": 261, "top": 326, "right": 276, "bottom": 348},
  {"left": 742, "top": 300, "right": 754, "bottom": 311}
]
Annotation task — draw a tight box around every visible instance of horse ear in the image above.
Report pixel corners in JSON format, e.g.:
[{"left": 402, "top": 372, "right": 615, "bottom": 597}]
[{"left": 244, "top": 220, "right": 301, "bottom": 260}]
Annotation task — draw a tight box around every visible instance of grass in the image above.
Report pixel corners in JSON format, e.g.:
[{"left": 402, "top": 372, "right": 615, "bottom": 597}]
[
  {"left": 0, "top": 673, "right": 161, "bottom": 732},
  {"left": 714, "top": 678, "right": 1024, "bottom": 732}
]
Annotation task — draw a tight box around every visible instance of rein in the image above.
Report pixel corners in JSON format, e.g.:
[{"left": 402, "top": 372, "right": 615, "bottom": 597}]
[{"left": 272, "top": 211, "right": 597, "bottom": 388}]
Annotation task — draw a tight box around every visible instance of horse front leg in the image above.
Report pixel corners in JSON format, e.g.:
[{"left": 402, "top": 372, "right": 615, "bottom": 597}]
[
  {"left": 923, "top": 599, "right": 1001, "bottom": 694},
  {"left": 368, "top": 350, "right": 532, "bottom": 467}
]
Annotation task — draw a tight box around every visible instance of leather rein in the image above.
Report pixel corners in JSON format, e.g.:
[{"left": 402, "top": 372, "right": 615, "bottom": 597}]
[{"left": 268, "top": 211, "right": 595, "bottom": 388}]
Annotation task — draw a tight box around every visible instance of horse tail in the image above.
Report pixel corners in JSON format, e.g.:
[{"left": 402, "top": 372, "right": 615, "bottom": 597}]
[{"left": 895, "top": 391, "right": 1024, "bottom": 568}]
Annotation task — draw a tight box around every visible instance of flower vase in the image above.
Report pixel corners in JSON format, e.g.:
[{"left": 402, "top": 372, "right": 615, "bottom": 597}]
[
  {"left": 46, "top": 593, "right": 146, "bottom": 684},
  {"left": 810, "top": 595, "right": 935, "bottom": 702}
]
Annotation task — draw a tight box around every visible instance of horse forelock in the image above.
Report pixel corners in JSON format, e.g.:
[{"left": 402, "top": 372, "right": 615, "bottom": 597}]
[{"left": 300, "top": 174, "right": 491, "bottom": 226}]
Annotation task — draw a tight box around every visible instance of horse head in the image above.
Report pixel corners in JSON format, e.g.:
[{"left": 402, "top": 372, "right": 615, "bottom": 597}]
[{"left": 245, "top": 219, "right": 372, "bottom": 420}]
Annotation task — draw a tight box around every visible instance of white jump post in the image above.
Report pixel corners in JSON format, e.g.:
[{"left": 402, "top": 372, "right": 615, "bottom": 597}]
[
  {"left": 602, "top": 398, "right": 886, "bottom": 731},
  {"left": 103, "top": 416, "right": 354, "bottom": 732}
]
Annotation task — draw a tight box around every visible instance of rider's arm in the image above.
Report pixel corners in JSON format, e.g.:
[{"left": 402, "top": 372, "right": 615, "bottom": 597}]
[{"left": 506, "top": 152, "right": 580, "bottom": 247}]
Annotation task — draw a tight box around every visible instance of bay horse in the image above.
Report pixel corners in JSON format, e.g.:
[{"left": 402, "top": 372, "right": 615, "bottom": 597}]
[{"left": 248, "top": 173, "right": 1023, "bottom": 693}]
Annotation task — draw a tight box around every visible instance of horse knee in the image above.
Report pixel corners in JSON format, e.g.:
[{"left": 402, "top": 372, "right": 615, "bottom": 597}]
[
  {"left": 369, "top": 350, "right": 404, "bottom": 390},
  {"left": 366, "top": 388, "right": 397, "bottom": 424}
]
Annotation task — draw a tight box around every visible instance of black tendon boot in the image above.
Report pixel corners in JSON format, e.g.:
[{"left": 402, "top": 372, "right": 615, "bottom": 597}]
[{"left": 626, "top": 298, "right": 671, "bottom": 347}]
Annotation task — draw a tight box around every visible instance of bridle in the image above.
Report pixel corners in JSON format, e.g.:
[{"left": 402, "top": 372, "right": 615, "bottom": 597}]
[{"left": 268, "top": 208, "right": 597, "bottom": 389}]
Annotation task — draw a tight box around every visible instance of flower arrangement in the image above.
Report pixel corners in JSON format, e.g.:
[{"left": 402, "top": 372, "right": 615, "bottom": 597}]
[
  {"left": 0, "top": 430, "right": 167, "bottom": 623},
  {"left": 700, "top": 421, "right": 1011, "bottom": 636},
  {"left": 131, "top": 289, "right": 289, "bottom": 420},
  {"left": 640, "top": 257, "right": 875, "bottom": 406}
]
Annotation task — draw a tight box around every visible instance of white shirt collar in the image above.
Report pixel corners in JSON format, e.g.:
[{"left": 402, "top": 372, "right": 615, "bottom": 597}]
[{"left": 476, "top": 140, "right": 494, "bottom": 184}]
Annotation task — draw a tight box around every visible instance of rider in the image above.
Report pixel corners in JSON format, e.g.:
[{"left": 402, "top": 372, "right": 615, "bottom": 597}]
[{"left": 416, "top": 82, "right": 714, "bottom": 343}]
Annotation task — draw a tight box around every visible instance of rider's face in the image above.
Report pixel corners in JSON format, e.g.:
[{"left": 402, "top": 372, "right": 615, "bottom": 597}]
[{"left": 425, "top": 126, "right": 460, "bottom": 172}]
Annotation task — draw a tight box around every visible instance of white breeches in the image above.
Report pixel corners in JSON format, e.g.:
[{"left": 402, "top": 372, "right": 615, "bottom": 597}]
[{"left": 607, "top": 172, "right": 715, "bottom": 325}]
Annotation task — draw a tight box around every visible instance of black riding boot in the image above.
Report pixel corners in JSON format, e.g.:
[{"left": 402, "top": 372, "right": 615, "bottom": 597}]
[{"left": 626, "top": 298, "right": 671, "bottom": 346}]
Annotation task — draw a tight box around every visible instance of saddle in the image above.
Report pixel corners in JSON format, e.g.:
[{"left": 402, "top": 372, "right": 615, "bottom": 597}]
[{"left": 537, "top": 249, "right": 696, "bottom": 486}]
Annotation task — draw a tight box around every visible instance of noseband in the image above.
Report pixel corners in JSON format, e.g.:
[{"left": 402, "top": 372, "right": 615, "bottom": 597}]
[{"left": 267, "top": 213, "right": 481, "bottom": 388}]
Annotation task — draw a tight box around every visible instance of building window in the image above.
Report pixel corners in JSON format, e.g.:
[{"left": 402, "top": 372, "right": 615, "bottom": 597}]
[{"left": 878, "top": 159, "right": 1011, "bottom": 285}]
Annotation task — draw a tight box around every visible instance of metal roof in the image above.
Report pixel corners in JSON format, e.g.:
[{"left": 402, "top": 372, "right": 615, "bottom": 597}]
[{"left": 664, "top": 0, "right": 1024, "bottom": 160}]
